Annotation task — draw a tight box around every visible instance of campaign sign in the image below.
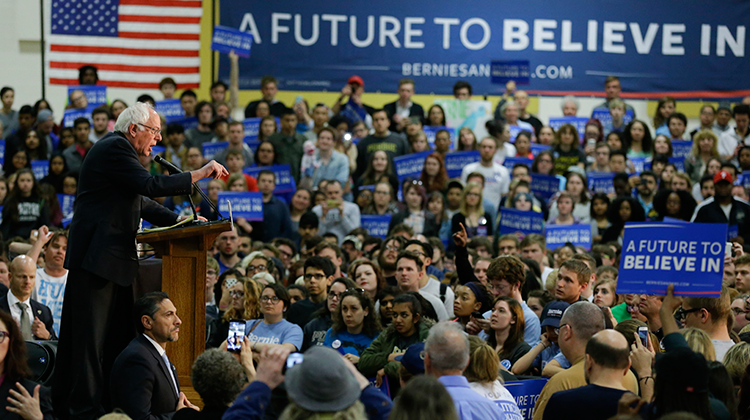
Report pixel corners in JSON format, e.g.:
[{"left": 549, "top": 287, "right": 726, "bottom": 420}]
[
  {"left": 529, "top": 174, "right": 560, "bottom": 199},
  {"left": 169, "top": 116, "right": 199, "bottom": 131},
  {"left": 62, "top": 105, "right": 95, "bottom": 128},
  {"left": 529, "top": 143, "right": 552, "bottom": 157},
  {"left": 243, "top": 117, "right": 262, "bottom": 142},
  {"left": 422, "top": 126, "right": 455, "bottom": 149},
  {"left": 155, "top": 99, "right": 184, "bottom": 121},
  {"left": 68, "top": 85, "right": 107, "bottom": 107},
  {"left": 728, "top": 224, "right": 739, "bottom": 241},
  {"left": 548, "top": 117, "right": 589, "bottom": 141},
  {"left": 591, "top": 107, "right": 634, "bottom": 128},
  {"left": 742, "top": 171, "right": 750, "bottom": 190},
  {"left": 663, "top": 217, "right": 687, "bottom": 224},
  {"left": 361, "top": 215, "right": 392, "bottom": 239},
  {"left": 445, "top": 151, "right": 480, "bottom": 178},
  {"left": 504, "top": 157, "right": 533, "bottom": 172},
  {"left": 617, "top": 222, "right": 727, "bottom": 297},
  {"left": 202, "top": 141, "right": 229, "bottom": 161},
  {"left": 671, "top": 141, "right": 692, "bottom": 160},
  {"left": 244, "top": 164, "right": 295, "bottom": 193},
  {"left": 504, "top": 379, "right": 548, "bottom": 420},
  {"left": 394, "top": 151, "right": 430, "bottom": 182},
  {"left": 669, "top": 156, "right": 685, "bottom": 172},
  {"left": 211, "top": 25, "right": 253, "bottom": 57},
  {"left": 630, "top": 157, "right": 646, "bottom": 174},
  {"left": 490, "top": 60, "right": 530, "bottom": 85},
  {"left": 434, "top": 99, "right": 493, "bottom": 140},
  {"left": 0, "top": 139, "right": 5, "bottom": 164},
  {"left": 31, "top": 160, "right": 49, "bottom": 180},
  {"left": 151, "top": 145, "right": 166, "bottom": 156},
  {"left": 546, "top": 224, "right": 592, "bottom": 250},
  {"left": 499, "top": 208, "right": 544, "bottom": 236},
  {"left": 57, "top": 194, "right": 75, "bottom": 219},
  {"left": 588, "top": 172, "right": 615, "bottom": 194},
  {"left": 367, "top": 376, "right": 391, "bottom": 399},
  {"left": 218, "top": 191, "right": 263, "bottom": 221}
]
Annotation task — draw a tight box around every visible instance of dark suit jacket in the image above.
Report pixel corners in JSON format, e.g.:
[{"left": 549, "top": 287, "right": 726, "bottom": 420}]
[
  {"left": 383, "top": 101, "right": 425, "bottom": 130},
  {"left": 64, "top": 131, "right": 193, "bottom": 286},
  {"left": 0, "top": 295, "right": 57, "bottom": 340},
  {"left": 0, "top": 378, "right": 54, "bottom": 420},
  {"left": 110, "top": 335, "right": 180, "bottom": 420}
]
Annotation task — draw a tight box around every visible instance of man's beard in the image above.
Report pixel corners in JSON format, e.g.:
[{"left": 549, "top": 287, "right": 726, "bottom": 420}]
[{"left": 379, "top": 255, "right": 396, "bottom": 271}]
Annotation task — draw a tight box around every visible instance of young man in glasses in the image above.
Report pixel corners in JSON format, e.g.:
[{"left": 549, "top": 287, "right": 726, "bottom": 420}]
[
  {"left": 286, "top": 256, "right": 335, "bottom": 328},
  {"left": 678, "top": 288, "right": 734, "bottom": 361}
]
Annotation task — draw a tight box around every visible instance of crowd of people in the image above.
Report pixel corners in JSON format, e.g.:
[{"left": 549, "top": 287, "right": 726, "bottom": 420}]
[{"left": 1, "top": 65, "right": 750, "bottom": 420}]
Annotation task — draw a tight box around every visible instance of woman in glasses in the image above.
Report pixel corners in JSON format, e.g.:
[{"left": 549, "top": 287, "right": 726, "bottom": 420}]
[
  {"left": 450, "top": 182, "right": 492, "bottom": 244},
  {"left": 245, "top": 283, "right": 303, "bottom": 353},
  {"left": 207, "top": 275, "right": 262, "bottom": 348},
  {"left": 323, "top": 289, "right": 382, "bottom": 365},
  {"left": 301, "top": 277, "right": 357, "bottom": 351}
]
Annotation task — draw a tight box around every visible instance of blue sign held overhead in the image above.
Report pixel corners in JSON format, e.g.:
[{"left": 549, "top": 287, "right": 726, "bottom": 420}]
[
  {"left": 490, "top": 60, "right": 530, "bottom": 85},
  {"left": 504, "top": 379, "right": 548, "bottom": 420},
  {"left": 244, "top": 164, "right": 295, "bottom": 193},
  {"left": 155, "top": 99, "right": 185, "bottom": 122},
  {"left": 243, "top": 117, "right": 262, "bottom": 142},
  {"left": 546, "top": 224, "right": 592, "bottom": 250},
  {"left": 211, "top": 25, "right": 254, "bottom": 57},
  {"left": 394, "top": 151, "right": 431, "bottom": 182},
  {"left": 671, "top": 141, "right": 692, "bottom": 160},
  {"left": 591, "top": 108, "right": 634, "bottom": 130},
  {"left": 588, "top": 172, "right": 615, "bottom": 194},
  {"left": 361, "top": 215, "right": 392, "bottom": 239},
  {"left": 57, "top": 194, "right": 75, "bottom": 221},
  {"left": 62, "top": 105, "right": 96, "bottom": 128},
  {"left": 742, "top": 171, "right": 750, "bottom": 190},
  {"left": 445, "top": 151, "right": 480, "bottom": 178},
  {"left": 218, "top": 191, "right": 264, "bottom": 221},
  {"left": 31, "top": 160, "right": 49, "bottom": 180},
  {"left": 548, "top": 117, "right": 589, "bottom": 141},
  {"left": 0, "top": 139, "right": 5, "bottom": 165},
  {"left": 529, "top": 174, "right": 560, "bottom": 199},
  {"left": 499, "top": 208, "right": 544, "bottom": 237},
  {"left": 202, "top": 141, "right": 229, "bottom": 161},
  {"left": 617, "top": 222, "right": 726, "bottom": 297},
  {"left": 68, "top": 85, "right": 107, "bottom": 107}
]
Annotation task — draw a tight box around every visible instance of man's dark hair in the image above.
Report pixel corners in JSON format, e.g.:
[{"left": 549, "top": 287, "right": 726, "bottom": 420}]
[
  {"left": 314, "top": 241, "right": 343, "bottom": 260},
  {"left": 453, "top": 81, "right": 472, "bottom": 96},
  {"left": 390, "top": 223, "right": 415, "bottom": 238},
  {"left": 159, "top": 77, "right": 177, "bottom": 89},
  {"left": 257, "top": 169, "right": 276, "bottom": 182},
  {"left": 78, "top": 65, "right": 98, "bottom": 84},
  {"left": 486, "top": 255, "right": 525, "bottom": 288},
  {"left": 19, "top": 105, "right": 35, "bottom": 117},
  {"left": 167, "top": 123, "right": 185, "bottom": 136},
  {"left": 609, "top": 149, "right": 626, "bottom": 160},
  {"left": 73, "top": 117, "right": 91, "bottom": 128},
  {"left": 211, "top": 81, "right": 228, "bottom": 91},
  {"left": 134, "top": 291, "right": 170, "bottom": 334},
  {"left": 371, "top": 108, "right": 388, "bottom": 118},
  {"left": 396, "top": 251, "right": 424, "bottom": 271},
  {"left": 273, "top": 238, "right": 297, "bottom": 257},
  {"left": 322, "top": 232, "right": 339, "bottom": 243},
  {"left": 640, "top": 170, "right": 656, "bottom": 182},
  {"left": 512, "top": 163, "right": 530, "bottom": 174},
  {"left": 667, "top": 112, "right": 688, "bottom": 126},
  {"left": 651, "top": 154, "right": 670, "bottom": 166},
  {"left": 281, "top": 108, "right": 296, "bottom": 117},
  {"left": 468, "top": 237, "right": 494, "bottom": 256},
  {"left": 734, "top": 104, "right": 750, "bottom": 118},
  {"left": 699, "top": 173, "right": 714, "bottom": 188},
  {"left": 260, "top": 76, "right": 278, "bottom": 88},
  {"left": 586, "top": 333, "right": 630, "bottom": 369},
  {"left": 560, "top": 259, "right": 592, "bottom": 286},
  {"left": 299, "top": 211, "right": 319, "bottom": 229},
  {"left": 195, "top": 101, "right": 215, "bottom": 118},
  {"left": 137, "top": 94, "right": 156, "bottom": 105},
  {"left": 404, "top": 240, "right": 434, "bottom": 264},
  {"left": 0, "top": 87, "right": 13, "bottom": 97},
  {"left": 613, "top": 172, "right": 630, "bottom": 185},
  {"left": 91, "top": 106, "right": 111, "bottom": 119},
  {"left": 304, "top": 255, "right": 336, "bottom": 277},
  {"left": 180, "top": 90, "right": 197, "bottom": 100}
]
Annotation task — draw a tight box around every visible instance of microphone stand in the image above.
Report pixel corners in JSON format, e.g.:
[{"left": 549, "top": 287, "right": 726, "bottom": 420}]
[{"left": 154, "top": 155, "right": 225, "bottom": 220}]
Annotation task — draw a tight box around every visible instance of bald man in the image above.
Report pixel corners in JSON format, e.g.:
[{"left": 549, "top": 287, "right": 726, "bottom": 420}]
[
  {"left": 542, "top": 330, "right": 635, "bottom": 420},
  {"left": 0, "top": 255, "right": 56, "bottom": 340}
]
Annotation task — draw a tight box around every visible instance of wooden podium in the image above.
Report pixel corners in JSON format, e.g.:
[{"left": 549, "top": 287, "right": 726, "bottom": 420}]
[{"left": 137, "top": 219, "right": 231, "bottom": 388}]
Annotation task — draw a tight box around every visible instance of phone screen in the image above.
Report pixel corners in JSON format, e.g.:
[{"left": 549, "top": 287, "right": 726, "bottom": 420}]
[
  {"left": 227, "top": 320, "right": 246, "bottom": 353},
  {"left": 283, "top": 353, "right": 304, "bottom": 373},
  {"left": 637, "top": 327, "right": 649, "bottom": 347}
]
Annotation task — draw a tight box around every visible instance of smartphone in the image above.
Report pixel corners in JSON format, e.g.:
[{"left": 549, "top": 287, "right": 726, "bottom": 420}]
[
  {"left": 227, "top": 319, "right": 246, "bottom": 353},
  {"left": 327, "top": 199, "right": 338, "bottom": 208},
  {"left": 727, "top": 242, "right": 734, "bottom": 259},
  {"left": 282, "top": 353, "right": 304, "bottom": 374},
  {"left": 637, "top": 326, "right": 649, "bottom": 347},
  {"left": 471, "top": 311, "right": 485, "bottom": 320}
]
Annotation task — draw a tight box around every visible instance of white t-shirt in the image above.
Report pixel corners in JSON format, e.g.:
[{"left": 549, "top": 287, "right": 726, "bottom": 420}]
[
  {"left": 469, "top": 380, "right": 524, "bottom": 420},
  {"left": 420, "top": 277, "right": 455, "bottom": 318},
  {"left": 714, "top": 339, "right": 735, "bottom": 362},
  {"left": 460, "top": 162, "right": 511, "bottom": 208},
  {"left": 720, "top": 203, "right": 732, "bottom": 220},
  {"left": 419, "top": 290, "right": 449, "bottom": 322},
  {"left": 493, "top": 142, "right": 518, "bottom": 164},
  {"left": 31, "top": 267, "right": 68, "bottom": 336}
]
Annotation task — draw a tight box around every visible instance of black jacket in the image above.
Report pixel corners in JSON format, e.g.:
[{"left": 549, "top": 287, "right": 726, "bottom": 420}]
[
  {"left": 0, "top": 378, "right": 54, "bottom": 420},
  {"left": 64, "top": 131, "right": 192, "bottom": 286},
  {"left": 389, "top": 210, "right": 440, "bottom": 238},
  {"left": 693, "top": 197, "right": 750, "bottom": 244},
  {"left": 383, "top": 101, "right": 425, "bottom": 131},
  {"left": 0, "top": 295, "right": 57, "bottom": 340}
]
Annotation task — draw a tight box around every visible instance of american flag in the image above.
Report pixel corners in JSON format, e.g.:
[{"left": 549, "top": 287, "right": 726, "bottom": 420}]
[{"left": 47, "top": 0, "right": 202, "bottom": 89}]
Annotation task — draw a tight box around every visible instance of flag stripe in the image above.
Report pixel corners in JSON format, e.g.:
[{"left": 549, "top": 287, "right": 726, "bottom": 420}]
[
  {"left": 50, "top": 59, "right": 200, "bottom": 72},
  {"left": 118, "top": 31, "right": 200, "bottom": 40},
  {"left": 50, "top": 44, "right": 199, "bottom": 57},
  {"left": 119, "top": 15, "right": 201, "bottom": 24},
  {"left": 119, "top": 0, "right": 202, "bottom": 8},
  {"left": 49, "top": 34, "right": 200, "bottom": 50},
  {"left": 118, "top": 6, "right": 203, "bottom": 17},
  {"left": 118, "top": 22, "right": 201, "bottom": 33},
  {"left": 49, "top": 69, "right": 200, "bottom": 83},
  {"left": 50, "top": 78, "right": 200, "bottom": 89}
]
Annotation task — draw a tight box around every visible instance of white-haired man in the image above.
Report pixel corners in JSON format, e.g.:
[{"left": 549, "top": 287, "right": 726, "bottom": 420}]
[{"left": 52, "top": 102, "right": 228, "bottom": 420}]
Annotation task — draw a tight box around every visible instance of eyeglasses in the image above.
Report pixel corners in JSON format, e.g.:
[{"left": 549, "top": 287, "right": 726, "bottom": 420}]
[
  {"left": 248, "top": 265, "right": 267, "bottom": 272},
  {"left": 554, "top": 323, "right": 569, "bottom": 335},
  {"left": 71, "top": 95, "right": 85, "bottom": 104},
  {"left": 260, "top": 296, "right": 281, "bottom": 304},
  {"left": 374, "top": 190, "right": 390, "bottom": 195},
  {"left": 304, "top": 273, "right": 327, "bottom": 281},
  {"left": 206, "top": 270, "right": 217, "bottom": 276},
  {"left": 138, "top": 123, "right": 161, "bottom": 136},
  {"left": 229, "top": 290, "right": 245, "bottom": 298},
  {"left": 0, "top": 331, "right": 8, "bottom": 344},
  {"left": 385, "top": 245, "right": 400, "bottom": 252},
  {"left": 676, "top": 307, "right": 703, "bottom": 320},
  {"left": 466, "top": 192, "right": 480, "bottom": 198}
]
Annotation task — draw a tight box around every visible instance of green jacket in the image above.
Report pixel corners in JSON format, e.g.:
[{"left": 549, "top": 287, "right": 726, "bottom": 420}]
[
  {"left": 358, "top": 318, "right": 435, "bottom": 378},
  {"left": 268, "top": 132, "right": 306, "bottom": 182}
]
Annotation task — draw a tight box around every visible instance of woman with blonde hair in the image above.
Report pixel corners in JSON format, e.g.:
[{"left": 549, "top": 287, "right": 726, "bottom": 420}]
[
  {"left": 685, "top": 130, "right": 720, "bottom": 184},
  {"left": 465, "top": 336, "right": 522, "bottom": 414},
  {"left": 722, "top": 341, "right": 750, "bottom": 387},
  {"left": 451, "top": 182, "right": 493, "bottom": 241},
  {"left": 679, "top": 328, "right": 716, "bottom": 361}
]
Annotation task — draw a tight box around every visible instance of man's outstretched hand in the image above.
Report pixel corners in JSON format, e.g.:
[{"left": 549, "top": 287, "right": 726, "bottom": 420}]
[{"left": 191, "top": 160, "right": 228, "bottom": 182}]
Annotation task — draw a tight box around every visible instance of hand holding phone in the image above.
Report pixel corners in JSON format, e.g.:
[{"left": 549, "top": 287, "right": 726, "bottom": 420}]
[
  {"left": 227, "top": 320, "right": 246, "bottom": 353},
  {"left": 637, "top": 326, "right": 649, "bottom": 348}
]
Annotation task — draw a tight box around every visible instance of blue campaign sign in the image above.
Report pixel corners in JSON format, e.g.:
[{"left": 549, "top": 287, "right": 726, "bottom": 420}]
[
  {"left": 211, "top": 25, "right": 254, "bottom": 57},
  {"left": 155, "top": 99, "right": 185, "bottom": 121},
  {"left": 617, "top": 222, "right": 727, "bottom": 297},
  {"left": 591, "top": 108, "right": 634, "bottom": 128},
  {"left": 62, "top": 105, "right": 95, "bottom": 128},
  {"left": 57, "top": 194, "right": 75, "bottom": 220},
  {"left": 361, "top": 215, "right": 392, "bottom": 239},
  {"left": 630, "top": 157, "right": 646, "bottom": 174},
  {"left": 499, "top": 208, "right": 544, "bottom": 236},
  {"left": 663, "top": 217, "right": 687, "bottom": 224},
  {"left": 445, "top": 151, "right": 480, "bottom": 178},
  {"left": 244, "top": 164, "right": 295, "bottom": 193},
  {"left": 669, "top": 156, "right": 685, "bottom": 172},
  {"left": 728, "top": 224, "right": 739, "bottom": 241},
  {"left": 422, "top": 126, "right": 455, "bottom": 149},
  {"left": 546, "top": 224, "right": 592, "bottom": 250},
  {"left": 68, "top": 85, "right": 107, "bottom": 107},
  {"left": 31, "top": 160, "right": 49, "bottom": 180},
  {"left": 218, "top": 191, "right": 264, "bottom": 221},
  {"left": 529, "top": 174, "right": 559, "bottom": 199},
  {"left": 671, "top": 140, "right": 692, "bottom": 159},
  {"left": 548, "top": 117, "right": 589, "bottom": 140},
  {"left": 243, "top": 117, "right": 262, "bottom": 142},
  {"left": 588, "top": 172, "right": 615, "bottom": 194},
  {"left": 169, "top": 116, "right": 199, "bottom": 131},
  {"left": 0, "top": 139, "right": 5, "bottom": 165},
  {"left": 394, "top": 151, "right": 431, "bottom": 182},
  {"left": 529, "top": 143, "right": 551, "bottom": 157},
  {"left": 742, "top": 171, "right": 750, "bottom": 190},
  {"left": 202, "top": 141, "right": 229, "bottom": 161},
  {"left": 490, "top": 60, "right": 530, "bottom": 85},
  {"left": 218, "top": 1, "right": 750, "bottom": 98},
  {"left": 504, "top": 379, "right": 548, "bottom": 420},
  {"left": 367, "top": 376, "right": 391, "bottom": 399},
  {"left": 151, "top": 145, "right": 166, "bottom": 156},
  {"left": 504, "top": 157, "right": 533, "bottom": 172}
]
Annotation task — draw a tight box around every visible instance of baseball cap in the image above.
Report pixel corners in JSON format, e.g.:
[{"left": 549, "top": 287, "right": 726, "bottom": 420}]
[
  {"left": 348, "top": 75, "right": 365, "bottom": 88},
  {"left": 342, "top": 235, "right": 362, "bottom": 251},
  {"left": 394, "top": 342, "right": 425, "bottom": 375},
  {"left": 37, "top": 109, "right": 53, "bottom": 122},
  {"left": 714, "top": 170, "right": 734, "bottom": 184},
  {"left": 540, "top": 301, "right": 571, "bottom": 328},
  {"left": 717, "top": 101, "right": 732, "bottom": 113},
  {"left": 285, "top": 346, "right": 361, "bottom": 412}
]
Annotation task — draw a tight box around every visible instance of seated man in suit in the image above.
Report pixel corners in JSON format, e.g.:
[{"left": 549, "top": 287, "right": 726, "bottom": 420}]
[
  {"left": 110, "top": 292, "right": 197, "bottom": 420},
  {"left": 0, "top": 255, "right": 56, "bottom": 340}
]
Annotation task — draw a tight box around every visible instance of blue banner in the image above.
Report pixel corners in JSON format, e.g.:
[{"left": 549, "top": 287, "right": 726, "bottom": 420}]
[
  {"left": 168, "top": 116, "right": 199, "bottom": 131},
  {"left": 151, "top": 145, "right": 166, "bottom": 157},
  {"left": 617, "top": 222, "right": 726, "bottom": 297},
  {"left": 394, "top": 151, "right": 430, "bottom": 182},
  {"left": 203, "top": 141, "right": 229, "bottom": 161},
  {"left": 504, "top": 157, "right": 533, "bottom": 172},
  {"left": 728, "top": 224, "right": 739, "bottom": 241},
  {"left": 504, "top": 379, "right": 548, "bottom": 420},
  {"left": 445, "top": 151, "right": 480, "bottom": 178},
  {"left": 68, "top": 85, "right": 107, "bottom": 107},
  {"left": 155, "top": 99, "right": 185, "bottom": 122},
  {"left": 548, "top": 117, "right": 589, "bottom": 141},
  {"left": 31, "top": 160, "right": 49, "bottom": 180},
  {"left": 742, "top": 171, "right": 750, "bottom": 190},
  {"left": 361, "top": 215, "right": 392, "bottom": 239},
  {"left": 529, "top": 143, "right": 551, "bottom": 157},
  {"left": 588, "top": 172, "right": 615, "bottom": 194},
  {"left": 218, "top": 1, "right": 750, "bottom": 98},
  {"left": 490, "top": 60, "right": 530, "bottom": 85},
  {"left": 671, "top": 140, "right": 692, "bottom": 159},
  {"left": 244, "top": 164, "right": 295, "bottom": 193},
  {"left": 663, "top": 217, "right": 687, "bottom": 224},
  {"left": 499, "top": 208, "right": 544, "bottom": 236},
  {"left": 243, "top": 117, "right": 262, "bottom": 142},
  {"left": 630, "top": 157, "right": 646, "bottom": 174},
  {"left": 211, "top": 25, "right": 254, "bottom": 57},
  {"left": 62, "top": 105, "right": 95, "bottom": 128},
  {"left": 591, "top": 107, "right": 634, "bottom": 128},
  {"left": 0, "top": 139, "right": 5, "bottom": 165},
  {"left": 367, "top": 376, "right": 391, "bottom": 399},
  {"left": 57, "top": 194, "right": 75, "bottom": 227},
  {"left": 546, "top": 224, "right": 592, "bottom": 250},
  {"left": 422, "top": 126, "right": 455, "bottom": 150},
  {"left": 218, "top": 191, "right": 264, "bottom": 220},
  {"left": 529, "top": 174, "right": 559, "bottom": 199}
]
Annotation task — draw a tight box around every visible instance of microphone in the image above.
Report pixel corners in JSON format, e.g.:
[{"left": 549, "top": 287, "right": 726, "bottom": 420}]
[
  {"left": 154, "top": 155, "right": 182, "bottom": 174},
  {"left": 153, "top": 155, "right": 225, "bottom": 221}
]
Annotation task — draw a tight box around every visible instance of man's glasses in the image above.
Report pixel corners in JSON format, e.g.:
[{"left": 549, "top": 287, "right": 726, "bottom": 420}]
[
  {"left": 676, "top": 307, "right": 703, "bottom": 320},
  {"left": 247, "top": 265, "right": 267, "bottom": 272},
  {"left": 554, "top": 323, "right": 569, "bottom": 335},
  {"left": 304, "top": 273, "right": 327, "bottom": 281},
  {"left": 260, "top": 296, "right": 281, "bottom": 304},
  {"left": 138, "top": 123, "right": 161, "bottom": 136}
]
